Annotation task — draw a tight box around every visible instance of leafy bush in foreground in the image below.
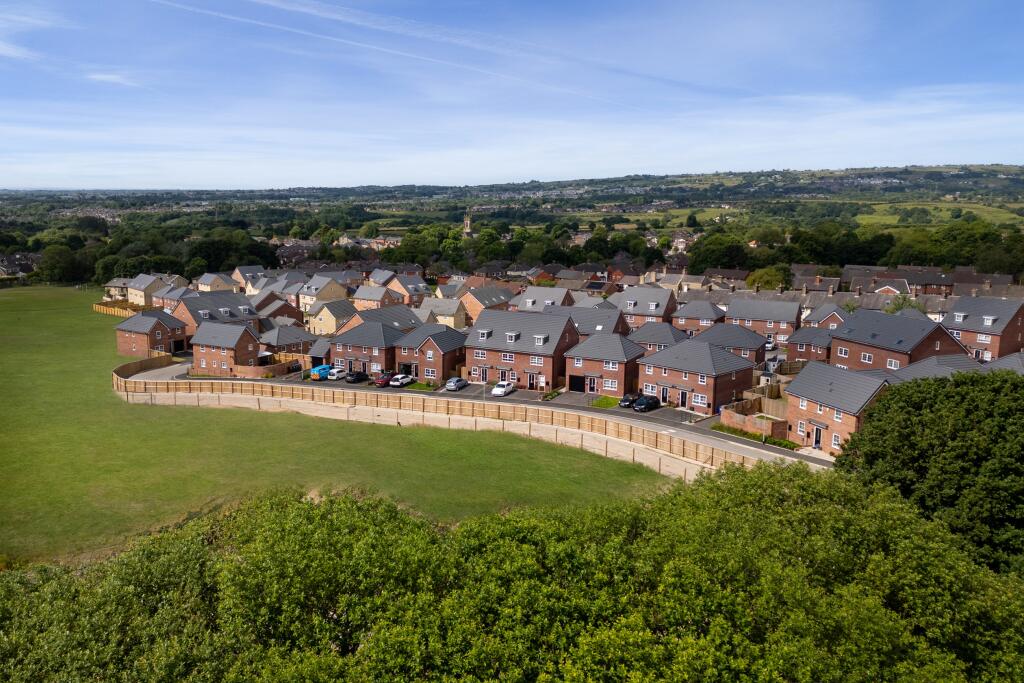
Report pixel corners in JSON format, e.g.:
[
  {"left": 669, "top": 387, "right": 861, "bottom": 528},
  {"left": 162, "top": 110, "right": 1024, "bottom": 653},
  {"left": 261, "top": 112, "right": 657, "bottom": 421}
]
[{"left": 1, "top": 465, "right": 1022, "bottom": 681}]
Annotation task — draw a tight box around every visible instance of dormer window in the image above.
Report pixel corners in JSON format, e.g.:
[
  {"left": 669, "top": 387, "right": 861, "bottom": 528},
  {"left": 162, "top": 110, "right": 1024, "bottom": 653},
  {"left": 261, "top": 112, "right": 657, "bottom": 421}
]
[
  {"left": 534, "top": 334, "right": 547, "bottom": 345},
  {"left": 648, "top": 302, "right": 657, "bottom": 310},
  {"left": 525, "top": 298, "right": 536, "bottom": 307},
  {"left": 626, "top": 300, "right": 637, "bottom": 309},
  {"left": 506, "top": 331, "right": 520, "bottom": 342},
  {"left": 239, "top": 306, "right": 251, "bottom": 314},
  {"left": 983, "top": 316, "right": 995, "bottom": 326},
  {"left": 954, "top": 312, "right": 965, "bottom": 322},
  {"left": 219, "top": 308, "right": 230, "bottom": 315},
  {"left": 478, "top": 329, "right": 492, "bottom": 340},
  {"left": 544, "top": 299, "right": 554, "bottom": 306},
  {"left": 200, "top": 310, "right": 210, "bottom": 319}
]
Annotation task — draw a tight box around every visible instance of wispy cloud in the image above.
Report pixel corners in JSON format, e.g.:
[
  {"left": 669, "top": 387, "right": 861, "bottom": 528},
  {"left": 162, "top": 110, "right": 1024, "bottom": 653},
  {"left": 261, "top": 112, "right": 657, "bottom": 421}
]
[
  {"left": 0, "top": 4, "right": 63, "bottom": 60},
  {"left": 86, "top": 72, "right": 141, "bottom": 87}
]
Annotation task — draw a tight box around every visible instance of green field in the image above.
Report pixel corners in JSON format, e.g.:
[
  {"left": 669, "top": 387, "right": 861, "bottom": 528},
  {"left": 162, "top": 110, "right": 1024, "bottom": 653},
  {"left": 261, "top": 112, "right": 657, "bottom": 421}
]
[
  {"left": 854, "top": 201, "right": 1023, "bottom": 227},
  {"left": 0, "top": 287, "right": 663, "bottom": 562}
]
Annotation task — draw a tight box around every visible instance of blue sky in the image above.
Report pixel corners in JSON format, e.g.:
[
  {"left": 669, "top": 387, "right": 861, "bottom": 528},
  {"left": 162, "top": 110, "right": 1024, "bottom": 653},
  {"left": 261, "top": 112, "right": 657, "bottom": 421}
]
[{"left": 0, "top": 0, "right": 1022, "bottom": 188}]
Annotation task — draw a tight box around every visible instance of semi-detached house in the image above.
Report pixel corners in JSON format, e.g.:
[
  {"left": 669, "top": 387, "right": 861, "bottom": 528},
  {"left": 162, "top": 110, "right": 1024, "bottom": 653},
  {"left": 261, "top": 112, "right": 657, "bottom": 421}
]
[
  {"left": 829, "top": 309, "right": 966, "bottom": 371},
  {"left": 565, "top": 333, "right": 646, "bottom": 397},
  {"left": 639, "top": 340, "right": 755, "bottom": 415},
  {"left": 330, "top": 322, "right": 407, "bottom": 377},
  {"left": 464, "top": 310, "right": 579, "bottom": 390},
  {"left": 394, "top": 323, "right": 466, "bottom": 383},
  {"left": 607, "top": 287, "right": 677, "bottom": 330},
  {"left": 692, "top": 322, "right": 769, "bottom": 364},
  {"left": 940, "top": 296, "right": 1024, "bottom": 360},
  {"left": 671, "top": 300, "right": 725, "bottom": 336},
  {"left": 723, "top": 299, "right": 801, "bottom": 346}
]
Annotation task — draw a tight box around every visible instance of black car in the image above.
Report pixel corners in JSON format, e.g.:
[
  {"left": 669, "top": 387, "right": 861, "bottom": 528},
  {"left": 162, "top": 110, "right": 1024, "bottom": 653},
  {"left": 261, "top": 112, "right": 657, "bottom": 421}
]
[
  {"left": 632, "top": 395, "right": 661, "bottom": 412},
  {"left": 343, "top": 371, "right": 369, "bottom": 384},
  {"left": 618, "top": 393, "right": 641, "bottom": 408}
]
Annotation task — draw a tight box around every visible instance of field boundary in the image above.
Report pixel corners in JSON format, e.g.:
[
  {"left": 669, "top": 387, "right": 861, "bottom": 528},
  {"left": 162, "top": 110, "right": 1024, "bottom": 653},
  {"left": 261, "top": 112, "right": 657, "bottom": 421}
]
[{"left": 112, "top": 358, "right": 797, "bottom": 479}]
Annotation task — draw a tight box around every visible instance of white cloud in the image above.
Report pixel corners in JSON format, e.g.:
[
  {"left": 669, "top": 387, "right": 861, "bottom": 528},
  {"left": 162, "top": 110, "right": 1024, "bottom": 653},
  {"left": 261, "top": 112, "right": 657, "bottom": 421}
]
[
  {"left": 0, "top": 4, "right": 63, "bottom": 60},
  {"left": 86, "top": 72, "right": 141, "bottom": 87}
]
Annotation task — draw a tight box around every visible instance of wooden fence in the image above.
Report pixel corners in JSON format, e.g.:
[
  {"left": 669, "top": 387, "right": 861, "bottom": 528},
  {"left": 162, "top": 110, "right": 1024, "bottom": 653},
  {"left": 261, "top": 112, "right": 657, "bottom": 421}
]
[
  {"left": 93, "top": 302, "right": 157, "bottom": 317},
  {"left": 112, "top": 357, "right": 769, "bottom": 471}
]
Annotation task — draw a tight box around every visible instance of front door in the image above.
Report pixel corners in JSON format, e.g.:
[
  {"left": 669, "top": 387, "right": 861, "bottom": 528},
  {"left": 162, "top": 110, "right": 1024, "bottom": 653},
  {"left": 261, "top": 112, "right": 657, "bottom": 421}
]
[
  {"left": 587, "top": 377, "right": 597, "bottom": 393},
  {"left": 499, "top": 369, "right": 508, "bottom": 382},
  {"left": 360, "top": 361, "right": 367, "bottom": 372},
  {"left": 528, "top": 374, "right": 537, "bottom": 390},
  {"left": 660, "top": 386, "right": 669, "bottom": 402},
  {"left": 480, "top": 368, "right": 488, "bottom": 383},
  {"left": 678, "top": 390, "right": 687, "bottom": 408},
  {"left": 813, "top": 427, "right": 822, "bottom": 449}
]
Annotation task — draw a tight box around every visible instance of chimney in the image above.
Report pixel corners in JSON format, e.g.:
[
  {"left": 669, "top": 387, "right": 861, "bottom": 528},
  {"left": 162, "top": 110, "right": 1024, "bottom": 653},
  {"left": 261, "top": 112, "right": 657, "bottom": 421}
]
[
  {"left": 827, "top": 284, "right": 834, "bottom": 296},
  {"left": 941, "top": 290, "right": 948, "bottom": 300},
  {"left": 815, "top": 274, "right": 822, "bottom": 285},
  {"left": 801, "top": 284, "right": 808, "bottom": 295},
  {"left": 730, "top": 284, "right": 736, "bottom": 293},
  {"left": 777, "top": 284, "right": 784, "bottom": 294},
  {"left": 984, "top": 279, "right": 991, "bottom": 290}
]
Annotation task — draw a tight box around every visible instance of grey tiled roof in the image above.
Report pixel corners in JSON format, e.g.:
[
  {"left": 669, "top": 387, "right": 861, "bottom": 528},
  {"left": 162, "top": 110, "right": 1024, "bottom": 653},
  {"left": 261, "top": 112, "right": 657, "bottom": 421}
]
[
  {"left": 724, "top": 299, "right": 801, "bottom": 322},
  {"left": 674, "top": 300, "right": 725, "bottom": 320},
  {"left": 259, "top": 326, "right": 318, "bottom": 347},
  {"left": 627, "top": 322, "right": 688, "bottom": 346},
  {"left": 396, "top": 323, "right": 467, "bottom": 353},
  {"left": 353, "top": 285, "right": 395, "bottom": 301},
  {"left": 116, "top": 310, "right": 182, "bottom": 333},
  {"left": 786, "top": 361, "right": 889, "bottom": 415},
  {"left": 308, "top": 299, "right": 357, "bottom": 319},
  {"left": 803, "top": 303, "right": 846, "bottom": 324},
  {"left": 892, "top": 354, "right": 980, "bottom": 381},
  {"left": 191, "top": 321, "right": 256, "bottom": 348},
  {"left": 355, "top": 305, "right": 422, "bottom": 332},
  {"left": 418, "top": 298, "right": 462, "bottom": 316},
  {"left": 197, "top": 272, "right": 234, "bottom": 287},
  {"left": 642, "top": 340, "right": 755, "bottom": 376},
  {"left": 692, "top": 323, "right": 768, "bottom": 350},
  {"left": 333, "top": 321, "right": 407, "bottom": 348},
  {"left": 607, "top": 286, "right": 674, "bottom": 314},
  {"left": 465, "top": 310, "right": 575, "bottom": 355},
  {"left": 831, "top": 309, "right": 944, "bottom": 353},
  {"left": 515, "top": 286, "right": 570, "bottom": 311},
  {"left": 178, "top": 292, "right": 260, "bottom": 324},
  {"left": 309, "top": 338, "right": 332, "bottom": 358},
  {"left": 542, "top": 305, "right": 624, "bottom": 336},
  {"left": 985, "top": 352, "right": 1024, "bottom": 375},
  {"left": 126, "top": 273, "right": 159, "bottom": 290},
  {"left": 368, "top": 268, "right": 395, "bottom": 285},
  {"left": 942, "top": 296, "right": 1024, "bottom": 334},
  {"left": 566, "top": 333, "right": 646, "bottom": 362},
  {"left": 436, "top": 283, "right": 465, "bottom": 299},
  {"left": 462, "top": 286, "right": 513, "bottom": 308},
  {"left": 394, "top": 274, "right": 430, "bottom": 295},
  {"left": 787, "top": 326, "right": 833, "bottom": 347}
]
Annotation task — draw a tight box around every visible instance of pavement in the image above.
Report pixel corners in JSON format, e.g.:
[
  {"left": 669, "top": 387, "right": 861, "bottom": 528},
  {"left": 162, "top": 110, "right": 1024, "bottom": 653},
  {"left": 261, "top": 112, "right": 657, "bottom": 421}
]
[{"left": 121, "top": 363, "right": 832, "bottom": 469}]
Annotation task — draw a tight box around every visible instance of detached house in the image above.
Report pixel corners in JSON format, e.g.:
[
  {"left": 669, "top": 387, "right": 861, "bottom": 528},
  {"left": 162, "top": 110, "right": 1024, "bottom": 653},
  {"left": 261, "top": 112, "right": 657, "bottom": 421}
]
[
  {"left": 785, "top": 361, "right": 891, "bottom": 455},
  {"left": 692, "top": 323, "right": 769, "bottom": 364},
  {"left": 639, "top": 341, "right": 755, "bottom": 415},
  {"left": 248, "top": 291, "right": 304, "bottom": 326},
  {"left": 460, "top": 286, "right": 513, "bottom": 325},
  {"left": 802, "top": 303, "right": 847, "bottom": 330},
  {"left": 627, "top": 322, "right": 688, "bottom": 355},
  {"left": 195, "top": 272, "right": 237, "bottom": 293},
  {"left": 940, "top": 296, "right": 1024, "bottom": 360},
  {"left": 170, "top": 292, "right": 261, "bottom": 338},
  {"left": 103, "top": 277, "right": 131, "bottom": 301},
  {"left": 351, "top": 285, "right": 402, "bottom": 310},
  {"left": 307, "top": 299, "right": 358, "bottom": 336},
  {"left": 672, "top": 300, "right": 726, "bottom": 335},
  {"left": 607, "top": 287, "right": 677, "bottom": 330},
  {"left": 297, "top": 274, "right": 350, "bottom": 313},
  {"left": 565, "top": 333, "right": 646, "bottom": 397},
  {"left": 830, "top": 309, "right": 967, "bottom": 371},
  {"left": 723, "top": 299, "right": 801, "bottom": 346},
  {"left": 115, "top": 310, "right": 188, "bottom": 356},
  {"left": 394, "top": 324, "right": 467, "bottom": 384},
  {"left": 385, "top": 274, "right": 430, "bottom": 306},
  {"left": 464, "top": 310, "right": 579, "bottom": 390},
  {"left": 126, "top": 273, "right": 188, "bottom": 306},
  {"left": 191, "top": 322, "right": 261, "bottom": 377}
]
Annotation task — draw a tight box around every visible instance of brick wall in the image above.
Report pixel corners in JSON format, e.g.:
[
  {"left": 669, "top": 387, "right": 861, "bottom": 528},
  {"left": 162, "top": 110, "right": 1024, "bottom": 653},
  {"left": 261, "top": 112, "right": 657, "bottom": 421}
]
[{"left": 565, "top": 357, "right": 638, "bottom": 397}]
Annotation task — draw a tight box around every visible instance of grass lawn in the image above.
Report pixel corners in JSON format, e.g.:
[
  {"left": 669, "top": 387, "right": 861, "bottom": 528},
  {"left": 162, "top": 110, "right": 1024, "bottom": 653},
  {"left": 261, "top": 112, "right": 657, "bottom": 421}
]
[
  {"left": 0, "top": 287, "right": 665, "bottom": 563},
  {"left": 855, "top": 201, "right": 1023, "bottom": 227},
  {"left": 589, "top": 396, "right": 621, "bottom": 409}
]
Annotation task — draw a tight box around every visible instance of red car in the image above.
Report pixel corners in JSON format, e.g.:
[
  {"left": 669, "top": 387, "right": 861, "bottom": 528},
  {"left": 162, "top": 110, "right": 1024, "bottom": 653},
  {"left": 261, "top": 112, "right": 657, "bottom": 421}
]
[{"left": 374, "top": 371, "right": 397, "bottom": 387}]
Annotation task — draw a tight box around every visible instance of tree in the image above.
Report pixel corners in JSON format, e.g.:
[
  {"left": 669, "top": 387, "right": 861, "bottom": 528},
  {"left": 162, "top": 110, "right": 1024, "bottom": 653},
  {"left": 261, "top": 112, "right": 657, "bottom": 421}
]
[
  {"left": 184, "top": 257, "right": 209, "bottom": 280},
  {"left": 358, "top": 224, "right": 380, "bottom": 239},
  {"left": 745, "top": 265, "right": 790, "bottom": 290},
  {"left": 92, "top": 255, "right": 122, "bottom": 284},
  {"left": 685, "top": 212, "right": 701, "bottom": 228},
  {"left": 36, "top": 245, "right": 78, "bottom": 282},
  {"left": 883, "top": 293, "right": 926, "bottom": 314},
  {"left": 839, "top": 372, "right": 1024, "bottom": 572}
]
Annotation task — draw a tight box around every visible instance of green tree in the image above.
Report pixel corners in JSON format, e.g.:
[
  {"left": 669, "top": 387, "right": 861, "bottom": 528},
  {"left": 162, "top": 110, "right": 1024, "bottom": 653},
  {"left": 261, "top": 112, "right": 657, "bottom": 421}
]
[
  {"left": 882, "top": 293, "right": 926, "bottom": 314},
  {"left": 36, "top": 245, "right": 78, "bottom": 282},
  {"left": 745, "top": 265, "right": 790, "bottom": 290},
  {"left": 839, "top": 372, "right": 1024, "bottom": 572},
  {"left": 184, "top": 257, "right": 209, "bottom": 280}
]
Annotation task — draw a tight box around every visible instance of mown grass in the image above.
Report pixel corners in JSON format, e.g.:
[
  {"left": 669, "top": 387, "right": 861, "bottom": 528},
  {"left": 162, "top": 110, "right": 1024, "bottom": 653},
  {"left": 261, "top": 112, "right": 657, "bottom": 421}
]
[{"left": 0, "top": 287, "right": 664, "bottom": 562}]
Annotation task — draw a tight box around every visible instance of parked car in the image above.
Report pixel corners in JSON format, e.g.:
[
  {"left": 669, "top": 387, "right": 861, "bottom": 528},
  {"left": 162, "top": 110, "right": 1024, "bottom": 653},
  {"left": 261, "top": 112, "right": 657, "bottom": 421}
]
[
  {"left": 618, "top": 393, "right": 640, "bottom": 408},
  {"left": 445, "top": 377, "right": 468, "bottom": 392},
  {"left": 344, "top": 371, "right": 369, "bottom": 384},
  {"left": 389, "top": 373, "right": 414, "bottom": 387},
  {"left": 491, "top": 380, "right": 516, "bottom": 397},
  {"left": 374, "top": 371, "right": 398, "bottom": 387},
  {"left": 632, "top": 395, "right": 661, "bottom": 412},
  {"left": 327, "top": 368, "right": 346, "bottom": 381},
  {"left": 309, "top": 364, "right": 332, "bottom": 381}
]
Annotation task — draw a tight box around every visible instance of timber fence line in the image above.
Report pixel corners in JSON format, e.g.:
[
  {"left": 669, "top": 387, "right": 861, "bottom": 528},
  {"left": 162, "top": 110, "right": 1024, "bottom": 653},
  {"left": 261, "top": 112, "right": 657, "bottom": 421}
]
[{"left": 112, "top": 357, "right": 791, "bottom": 476}]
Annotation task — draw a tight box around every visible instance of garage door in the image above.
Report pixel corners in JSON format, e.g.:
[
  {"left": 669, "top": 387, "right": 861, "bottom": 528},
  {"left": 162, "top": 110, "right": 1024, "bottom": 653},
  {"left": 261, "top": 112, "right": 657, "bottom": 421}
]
[{"left": 568, "top": 375, "right": 585, "bottom": 392}]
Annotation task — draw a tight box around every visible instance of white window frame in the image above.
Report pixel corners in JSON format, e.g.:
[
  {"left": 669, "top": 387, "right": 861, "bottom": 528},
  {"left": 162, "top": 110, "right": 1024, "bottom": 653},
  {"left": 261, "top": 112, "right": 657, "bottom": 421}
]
[
  {"left": 474, "top": 349, "right": 486, "bottom": 360},
  {"left": 831, "top": 433, "right": 841, "bottom": 449},
  {"left": 603, "top": 379, "right": 617, "bottom": 390},
  {"left": 860, "top": 352, "right": 873, "bottom": 363},
  {"left": 642, "top": 383, "right": 657, "bottom": 396},
  {"left": 799, "top": 397, "right": 807, "bottom": 409},
  {"left": 887, "top": 359, "right": 900, "bottom": 370},
  {"left": 837, "top": 347, "right": 849, "bottom": 358},
  {"left": 603, "top": 360, "right": 619, "bottom": 371},
  {"left": 834, "top": 408, "right": 843, "bottom": 422},
  {"left": 574, "top": 357, "right": 583, "bottom": 367},
  {"left": 797, "top": 420, "right": 805, "bottom": 436},
  {"left": 692, "top": 393, "right": 708, "bottom": 407},
  {"left": 501, "top": 352, "right": 515, "bottom": 363},
  {"left": 424, "top": 368, "right": 437, "bottom": 378},
  {"left": 530, "top": 356, "right": 543, "bottom": 366},
  {"left": 645, "top": 365, "right": 653, "bottom": 375},
  {"left": 698, "top": 373, "right": 707, "bottom": 385},
  {"left": 978, "top": 334, "right": 991, "bottom": 344}
]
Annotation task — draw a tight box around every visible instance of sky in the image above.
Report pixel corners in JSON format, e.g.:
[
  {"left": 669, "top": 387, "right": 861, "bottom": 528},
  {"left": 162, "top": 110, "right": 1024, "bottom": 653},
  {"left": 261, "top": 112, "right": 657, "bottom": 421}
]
[{"left": 0, "top": 0, "right": 1022, "bottom": 189}]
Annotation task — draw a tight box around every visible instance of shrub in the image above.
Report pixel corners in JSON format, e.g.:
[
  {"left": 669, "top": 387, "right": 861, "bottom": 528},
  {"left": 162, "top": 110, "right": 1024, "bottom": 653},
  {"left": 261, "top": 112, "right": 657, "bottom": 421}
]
[{"left": 712, "top": 423, "right": 799, "bottom": 450}]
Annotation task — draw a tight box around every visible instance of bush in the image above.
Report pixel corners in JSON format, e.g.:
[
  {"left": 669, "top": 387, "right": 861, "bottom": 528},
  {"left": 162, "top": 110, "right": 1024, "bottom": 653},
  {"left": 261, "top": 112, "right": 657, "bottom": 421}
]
[
  {"left": 712, "top": 422, "right": 799, "bottom": 449},
  {"left": 541, "top": 389, "right": 561, "bottom": 401},
  {"left": 1, "top": 469, "right": 1022, "bottom": 680}
]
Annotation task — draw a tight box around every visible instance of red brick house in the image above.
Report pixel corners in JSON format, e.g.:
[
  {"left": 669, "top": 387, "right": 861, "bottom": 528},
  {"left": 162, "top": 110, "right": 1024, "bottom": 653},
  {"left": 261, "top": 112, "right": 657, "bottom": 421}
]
[
  {"left": 190, "top": 322, "right": 261, "bottom": 377},
  {"left": 385, "top": 274, "right": 431, "bottom": 306},
  {"left": 329, "top": 321, "right": 408, "bottom": 377},
  {"left": 259, "top": 325, "right": 318, "bottom": 355},
  {"left": 336, "top": 305, "right": 421, "bottom": 335},
  {"left": 565, "top": 333, "right": 646, "bottom": 397},
  {"left": 672, "top": 300, "right": 725, "bottom": 336},
  {"left": 512, "top": 286, "right": 574, "bottom": 312},
  {"left": 639, "top": 340, "right": 755, "bottom": 415},
  {"left": 627, "top": 322, "right": 688, "bottom": 355},
  {"left": 169, "top": 292, "right": 261, "bottom": 338},
  {"left": 784, "top": 361, "right": 890, "bottom": 455},
  {"left": 802, "top": 303, "right": 847, "bottom": 330},
  {"left": 785, "top": 326, "right": 832, "bottom": 363},
  {"left": 460, "top": 286, "right": 513, "bottom": 325},
  {"left": 723, "top": 299, "right": 801, "bottom": 347},
  {"left": 830, "top": 309, "right": 967, "bottom": 371},
  {"left": 940, "top": 296, "right": 1024, "bottom": 361},
  {"left": 115, "top": 310, "right": 188, "bottom": 356},
  {"left": 394, "top": 324, "right": 467, "bottom": 384},
  {"left": 464, "top": 310, "right": 579, "bottom": 390},
  {"left": 607, "top": 286, "right": 677, "bottom": 330},
  {"left": 352, "top": 285, "right": 402, "bottom": 310}
]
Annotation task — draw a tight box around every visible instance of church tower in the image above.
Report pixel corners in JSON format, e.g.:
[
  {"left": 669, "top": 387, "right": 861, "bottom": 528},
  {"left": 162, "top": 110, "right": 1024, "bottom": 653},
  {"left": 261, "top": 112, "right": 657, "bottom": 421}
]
[{"left": 463, "top": 209, "right": 472, "bottom": 236}]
